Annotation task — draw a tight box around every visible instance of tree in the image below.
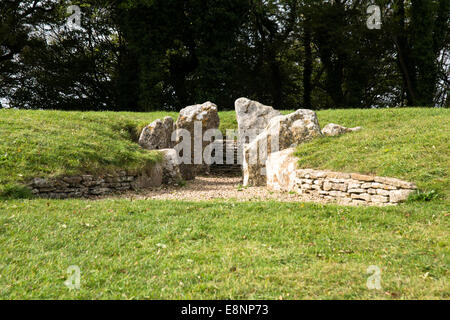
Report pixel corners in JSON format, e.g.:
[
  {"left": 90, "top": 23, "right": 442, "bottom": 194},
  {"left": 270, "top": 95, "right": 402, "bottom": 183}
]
[{"left": 390, "top": 0, "right": 449, "bottom": 106}]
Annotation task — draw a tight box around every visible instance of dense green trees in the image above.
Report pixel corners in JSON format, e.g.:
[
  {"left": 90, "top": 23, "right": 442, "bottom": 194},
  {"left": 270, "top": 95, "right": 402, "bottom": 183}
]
[{"left": 0, "top": 0, "right": 448, "bottom": 110}]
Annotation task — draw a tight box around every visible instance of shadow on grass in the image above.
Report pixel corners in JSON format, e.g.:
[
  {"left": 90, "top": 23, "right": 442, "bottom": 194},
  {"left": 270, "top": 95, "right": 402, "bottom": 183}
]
[{"left": 0, "top": 184, "right": 34, "bottom": 200}]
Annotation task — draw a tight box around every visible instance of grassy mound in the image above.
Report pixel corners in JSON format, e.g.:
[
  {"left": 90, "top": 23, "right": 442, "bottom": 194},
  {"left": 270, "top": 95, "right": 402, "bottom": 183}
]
[
  {"left": 0, "top": 109, "right": 176, "bottom": 190},
  {"left": 296, "top": 108, "right": 449, "bottom": 200}
]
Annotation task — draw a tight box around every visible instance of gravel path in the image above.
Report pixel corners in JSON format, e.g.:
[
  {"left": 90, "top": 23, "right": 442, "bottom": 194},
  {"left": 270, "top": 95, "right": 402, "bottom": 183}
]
[{"left": 121, "top": 176, "right": 324, "bottom": 203}]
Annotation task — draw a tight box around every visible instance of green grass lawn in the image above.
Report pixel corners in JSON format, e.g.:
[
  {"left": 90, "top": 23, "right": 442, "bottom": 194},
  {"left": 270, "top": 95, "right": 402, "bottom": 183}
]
[
  {"left": 0, "top": 107, "right": 448, "bottom": 299},
  {"left": 0, "top": 109, "right": 176, "bottom": 191},
  {"left": 0, "top": 199, "right": 448, "bottom": 299}
]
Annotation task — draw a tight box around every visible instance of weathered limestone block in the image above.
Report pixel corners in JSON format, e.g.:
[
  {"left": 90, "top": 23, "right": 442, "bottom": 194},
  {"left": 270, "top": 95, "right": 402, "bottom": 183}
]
[
  {"left": 266, "top": 148, "right": 298, "bottom": 192},
  {"left": 160, "top": 149, "right": 183, "bottom": 184},
  {"left": 348, "top": 188, "right": 365, "bottom": 194},
  {"left": 235, "top": 98, "right": 281, "bottom": 146},
  {"left": 91, "top": 187, "right": 111, "bottom": 195},
  {"left": 389, "top": 189, "right": 414, "bottom": 203},
  {"left": 374, "top": 176, "right": 416, "bottom": 189},
  {"left": 242, "top": 131, "right": 271, "bottom": 186},
  {"left": 139, "top": 116, "right": 175, "bottom": 150},
  {"left": 323, "top": 181, "right": 333, "bottom": 191},
  {"left": 371, "top": 195, "right": 389, "bottom": 203},
  {"left": 130, "top": 164, "right": 163, "bottom": 189},
  {"left": 32, "top": 178, "right": 52, "bottom": 188},
  {"left": 351, "top": 193, "right": 372, "bottom": 201},
  {"left": 351, "top": 173, "right": 374, "bottom": 182},
  {"left": 175, "top": 101, "right": 220, "bottom": 180},
  {"left": 322, "top": 123, "right": 362, "bottom": 137},
  {"left": 243, "top": 109, "right": 321, "bottom": 186}
]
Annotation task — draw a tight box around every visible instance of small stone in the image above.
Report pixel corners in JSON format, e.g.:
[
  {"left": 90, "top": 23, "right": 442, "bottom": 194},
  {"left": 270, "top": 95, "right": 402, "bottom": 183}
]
[
  {"left": 376, "top": 189, "right": 391, "bottom": 196},
  {"left": 322, "top": 123, "right": 362, "bottom": 137},
  {"left": 375, "top": 176, "right": 417, "bottom": 189},
  {"left": 33, "top": 178, "right": 50, "bottom": 188},
  {"left": 310, "top": 171, "right": 327, "bottom": 179},
  {"left": 371, "top": 195, "right": 389, "bottom": 203},
  {"left": 332, "top": 183, "right": 347, "bottom": 192},
  {"left": 351, "top": 193, "right": 371, "bottom": 201},
  {"left": 352, "top": 200, "right": 366, "bottom": 206},
  {"left": 323, "top": 181, "right": 333, "bottom": 191},
  {"left": 62, "top": 176, "right": 83, "bottom": 184},
  {"left": 90, "top": 188, "right": 111, "bottom": 195},
  {"left": 351, "top": 173, "right": 374, "bottom": 182},
  {"left": 348, "top": 182, "right": 361, "bottom": 190},
  {"left": 326, "top": 172, "right": 351, "bottom": 179},
  {"left": 348, "top": 188, "right": 365, "bottom": 194},
  {"left": 329, "top": 191, "right": 346, "bottom": 198}
]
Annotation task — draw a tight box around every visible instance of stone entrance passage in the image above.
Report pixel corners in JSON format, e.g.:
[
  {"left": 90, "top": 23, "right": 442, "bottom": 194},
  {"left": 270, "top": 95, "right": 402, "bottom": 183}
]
[{"left": 209, "top": 139, "right": 242, "bottom": 176}]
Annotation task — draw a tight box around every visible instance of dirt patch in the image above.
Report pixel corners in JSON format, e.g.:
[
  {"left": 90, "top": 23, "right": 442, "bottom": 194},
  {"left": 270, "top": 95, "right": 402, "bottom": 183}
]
[{"left": 116, "top": 176, "right": 332, "bottom": 203}]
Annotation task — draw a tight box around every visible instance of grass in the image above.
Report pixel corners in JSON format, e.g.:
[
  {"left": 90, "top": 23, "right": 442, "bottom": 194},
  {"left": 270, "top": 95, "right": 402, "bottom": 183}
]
[
  {"left": 0, "top": 107, "right": 448, "bottom": 299},
  {"left": 0, "top": 109, "right": 177, "bottom": 190},
  {"left": 0, "top": 199, "right": 447, "bottom": 299},
  {"left": 295, "top": 108, "right": 450, "bottom": 200}
]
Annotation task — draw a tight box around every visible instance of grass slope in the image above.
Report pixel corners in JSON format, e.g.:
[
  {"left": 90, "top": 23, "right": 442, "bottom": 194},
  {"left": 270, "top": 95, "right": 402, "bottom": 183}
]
[
  {"left": 0, "top": 110, "right": 177, "bottom": 189},
  {"left": 0, "top": 199, "right": 447, "bottom": 299},
  {"left": 295, "top": 108, "right": 450, "bottom": 200}
]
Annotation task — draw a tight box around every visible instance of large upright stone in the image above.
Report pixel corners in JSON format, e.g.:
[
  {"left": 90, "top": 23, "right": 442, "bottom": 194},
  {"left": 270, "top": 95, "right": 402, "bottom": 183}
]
[
  {"left": 175, "top": 101, "right": 220, "bottom": 180},
  {"left": 160, "top": 149, "right": 183, "bottom": 185},
  {"left": 266, "top": 148, "right": 298, "bottom": 192},
  {"left": 243, "top": 109, "right": 321, "bottom": 186},
  {"left": 131, "top": 163, "right": 163, "bottom": 189},
  {"left": 139, "top": 116, "right": 175, "bottom": 150},
  {"left": 235, "top": 98, "right": 281, "bottom": 146}
]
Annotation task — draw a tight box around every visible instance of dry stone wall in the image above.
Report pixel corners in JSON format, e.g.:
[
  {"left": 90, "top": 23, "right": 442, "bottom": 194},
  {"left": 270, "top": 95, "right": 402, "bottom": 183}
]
[
  {"left": 267, "top": 148, "right": 417, "bottom": 206},
  {"left": 28, "top": 165, "right": 163, "bottom": 199},
  {"left": 294, "top": 169, "right": 417, "bottom": 206}
]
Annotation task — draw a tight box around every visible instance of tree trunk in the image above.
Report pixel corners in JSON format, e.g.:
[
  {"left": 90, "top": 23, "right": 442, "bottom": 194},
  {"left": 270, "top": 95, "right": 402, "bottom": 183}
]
[{"left": 303, "top": 16, "right": 312, "bottom": 109}]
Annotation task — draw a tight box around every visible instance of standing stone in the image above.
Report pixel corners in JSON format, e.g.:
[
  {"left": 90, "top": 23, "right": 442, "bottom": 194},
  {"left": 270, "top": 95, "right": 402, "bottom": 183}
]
[
  {"left": 322, "top": 123, "right": 362, "bottom": 137},
  {"left": 266, "top": 148, "right": 298, "bottom": 192},
  {"left": 139, "top": 116, "right": 175, "bottom": 150},
  {"left": 243, "top": 109, "right": 322, "bottom": 186},
  {"left": 235, "top": 98, "right": 281, "bottom": 145},
  {"left": 162, "top": 116, "right": 175, "bottom": 147},
  {"left": 130, "top": 164, "right": 163, "bottom": 189},
  {"left": 175, "top": 101, "right": 220, "bottom": 180},
  {"left": 160, "top": 149, "right": 183, "bottom": 184}
]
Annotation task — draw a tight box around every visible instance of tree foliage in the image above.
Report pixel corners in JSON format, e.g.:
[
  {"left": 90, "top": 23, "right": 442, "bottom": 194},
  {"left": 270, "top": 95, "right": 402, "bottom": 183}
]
[{"left": 0, "top": 0, "right": 448, "bottom": 110}]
